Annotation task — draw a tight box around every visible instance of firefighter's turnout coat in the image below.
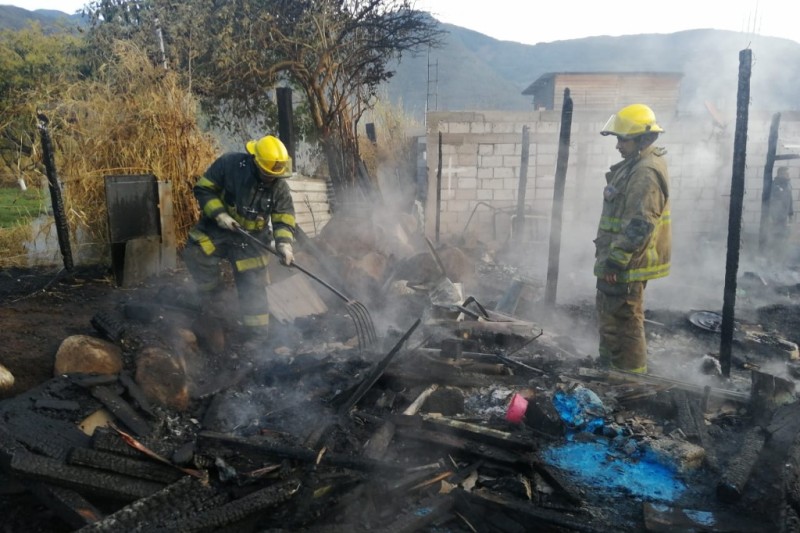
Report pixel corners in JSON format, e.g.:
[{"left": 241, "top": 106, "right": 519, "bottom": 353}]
[
  {"left": 593, "top": 144, "right": 670, "bottom": 373},
  {"left": 183, "top": 152, "right": 296, "bottom": 334},
  {"left": 594, "top": 144, "right": 671, "bottom": 282}
]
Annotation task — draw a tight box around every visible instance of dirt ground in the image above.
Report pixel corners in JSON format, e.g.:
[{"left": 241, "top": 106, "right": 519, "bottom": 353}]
[{"left": 0, "top": 266, "right": 126, "bottom": 400}]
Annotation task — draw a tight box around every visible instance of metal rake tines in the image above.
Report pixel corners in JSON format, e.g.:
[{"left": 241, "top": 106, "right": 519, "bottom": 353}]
[{"left": 346, "top": 301, "right": 377, "bottom": 351}]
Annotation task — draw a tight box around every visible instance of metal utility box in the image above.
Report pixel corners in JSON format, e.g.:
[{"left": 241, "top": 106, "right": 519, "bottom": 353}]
[{"left": 104, "top": 174, "right": 175, "bottom": 286}]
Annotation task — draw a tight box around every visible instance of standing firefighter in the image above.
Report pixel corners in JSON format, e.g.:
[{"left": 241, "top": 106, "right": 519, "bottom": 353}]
[
  {"left": 767, "top": 166, "right": 794, "bottom": 266},
  {"left": 183, "top": 135, "right": 296, "bottom": 348},
  {"left": 594, "top": 104, "right": 671, "bottom": 373}
]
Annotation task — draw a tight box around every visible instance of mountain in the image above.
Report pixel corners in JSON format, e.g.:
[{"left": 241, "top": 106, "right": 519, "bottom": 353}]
[
  {"left": 388, "top": 23, "right": 800, "bottom": 119},
  {"left": 0, "top": 4, "right": 85, "bottom": 31},
  {"left": 3, "top": 5, "right": 799, "bottom": 119}
]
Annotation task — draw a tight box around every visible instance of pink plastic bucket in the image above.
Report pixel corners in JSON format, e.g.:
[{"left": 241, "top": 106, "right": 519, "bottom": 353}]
[{"left": 505, "top": 393, "right": 529, "bottom": 424}]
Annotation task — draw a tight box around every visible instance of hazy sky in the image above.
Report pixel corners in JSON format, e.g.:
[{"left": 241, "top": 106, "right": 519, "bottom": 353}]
[{"left": 5, "top": 0, "right": 798, "bottom": 45}]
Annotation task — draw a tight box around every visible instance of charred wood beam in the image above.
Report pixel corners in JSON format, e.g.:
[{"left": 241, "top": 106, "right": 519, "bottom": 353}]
[
  {"left": 76, "top": 476, "right": 221, "bottom": 533},
  {"left": 529, "top": 461, "right": 584, "bottom": 507},
  {"left": 384, "top": 364, "right": 521, "bottom": 389},
  {"left": 643, "top": 501, "right": 768, "bottom": 533},
  {"left": 90, "top": 385, "right": 152, "bottom": 437},
  {"left": 9, "top": 451, "right": 165, "bottom": 501},
  {"left": 671, "top": 390, "right": 701, "bottom": 442},
  {"left": 90, "top": 427, "right": 146, "bottom": 458},
  {"left": 196, "top": 431, "right": 408, "bottom": 473},
  {"left": 156, "top": 478, "right": 301, "bottom": 533},
  {"left": 578, "top": 367, "right": 749, "bottom": 403},
  {"left": 68, "top": 448, "right": 184, "bottom": 485},
  {"left": 1, "top": 409, "right": 90, "bottom": 461},
  {"left": 389, "top": 413, "right": 535, "bottom": 452},
  {"left": 455, "top": 488, "right": 604, "bottom": 533},
  {"left": 717, "top": 426, "right": 766, "bottom": 503},
  {"left": 379, "top": 494, "right": 455, "bottom": 533},
  {"left": 363, "top": 384, "right": 438, "bottom": 461},
  {"left": 119, "top": 371, "right": 154, "bottom": 416},
  {"left": 27, "top": 483, "right": 104, "bottom": 529},
  {"left": 33, "top": 399, "right": 81, "bottom": 411},
  {"left": 337, "top": 318, "right": 420, "bottom": 415},
  {"left": 393, "top": 425, "right": 533, "bottom": 472}
]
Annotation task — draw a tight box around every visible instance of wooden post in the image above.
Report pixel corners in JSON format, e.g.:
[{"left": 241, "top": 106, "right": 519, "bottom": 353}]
[
  {"left": 36, "top": 112, "right": 73, "bottom": 271},
  {"left": 513, "top": 126, "right": 530, "bottom": 243},
  {"left": 435, "top": 131, "right": 443, "bottom": 243},
  {"left": 545, "top": 88, "right": 573, "bottom": 305},
  {"left": 759, "top": 113, "right": 781, "bottom": 253},
  {"left": 720, "top": 49, "right": 752, "bottom": 378}
]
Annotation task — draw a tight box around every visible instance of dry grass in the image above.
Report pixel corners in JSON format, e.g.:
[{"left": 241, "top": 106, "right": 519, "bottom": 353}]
[
  {"left": 0, "top": 223, "right": 34, "bottom": 267},
  {"left": 44, "top": 41, "right": 217, "bottom": 257}
]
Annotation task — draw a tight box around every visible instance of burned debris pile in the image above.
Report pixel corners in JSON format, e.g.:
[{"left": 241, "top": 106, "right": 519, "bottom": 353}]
[{"left": 3, "top": 216, "right": 800, "bottom": 532}]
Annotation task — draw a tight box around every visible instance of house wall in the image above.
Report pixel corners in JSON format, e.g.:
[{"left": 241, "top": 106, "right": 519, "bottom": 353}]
[
  {"left": 530, "top": 74, "right": 682, "bottom": 112},
  {"left": 424, "top": 109, "right": 800, "bottom": 306}
]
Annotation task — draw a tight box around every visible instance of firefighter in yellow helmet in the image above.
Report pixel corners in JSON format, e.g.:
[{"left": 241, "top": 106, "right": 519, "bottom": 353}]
[
  {"left": 182, "top": 135, "right": 296, "bottom": 351},
  {"left": 594, "top": 104, "right": 671, "bottom": 373}
]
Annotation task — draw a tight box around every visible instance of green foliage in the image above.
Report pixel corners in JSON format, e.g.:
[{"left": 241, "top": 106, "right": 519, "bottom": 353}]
[
  {"left": 81, "top": 0, "right": 443, "bottom": 193},
  {"left": 0, "top": 23, "right": 89, "bottom": 181},
  {"left": 0, "top": 187, "right": 47, "bottom": 228}
]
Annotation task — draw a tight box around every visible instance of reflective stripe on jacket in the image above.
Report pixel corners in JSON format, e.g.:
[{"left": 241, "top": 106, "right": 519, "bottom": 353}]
[
  {"left": 192, "top": 152, "right": 296, "bottom": 244},
  {"left": 593, "top": 145, "right": 671, "bottom": 283}
]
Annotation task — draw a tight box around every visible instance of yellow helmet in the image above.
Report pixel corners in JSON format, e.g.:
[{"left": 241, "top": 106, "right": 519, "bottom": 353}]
[
  {"left": 246, "top": 135, "right": 292, "bottom": 177},
  {"left": 600, "top": 104, "right": 664, "bottom": 139}
]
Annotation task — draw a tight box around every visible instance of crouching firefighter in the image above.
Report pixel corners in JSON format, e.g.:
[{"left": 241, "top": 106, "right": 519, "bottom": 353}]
[
  {"left": 594, "top": 104, "right": 671, "bottom": 374},
  {"left": 182, "top": 135, "right": 296, "bottom": 350}
]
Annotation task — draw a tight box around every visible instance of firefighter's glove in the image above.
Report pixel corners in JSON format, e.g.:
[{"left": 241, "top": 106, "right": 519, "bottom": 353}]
[
  {"left": 277, "top": 243, "right": 294, "bottom": 266},
  {"left": 215, "top": 212, "right": 240, "bottom": 231}
]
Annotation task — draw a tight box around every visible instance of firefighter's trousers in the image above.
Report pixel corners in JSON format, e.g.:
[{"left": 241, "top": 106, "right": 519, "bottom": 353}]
[
  {"left": 182, "top": 229, "right": 271, "bottom": 338},
  {"left": 596, "top": 280, "right": 647, "bottom": 373}
]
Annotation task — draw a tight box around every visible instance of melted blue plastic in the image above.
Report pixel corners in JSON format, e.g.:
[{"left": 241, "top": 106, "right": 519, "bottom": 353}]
[
  {"left": 542, "top": 441, "right": 686, "bottom": 502},
  {"left": 552, "top": 386, "right": 606, "bottom": 432}
]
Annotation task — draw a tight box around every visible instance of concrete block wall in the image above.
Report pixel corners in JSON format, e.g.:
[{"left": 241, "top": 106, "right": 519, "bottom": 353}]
[
  {"left": 425, "top": 110, "right": 800, "bottom": 254},
  {"left": 424, "top": 109, "right": 800, "bottom": 308}
]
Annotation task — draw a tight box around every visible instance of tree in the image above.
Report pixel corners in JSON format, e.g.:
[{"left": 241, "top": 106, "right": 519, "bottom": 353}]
[
  {"left": 0, "top": 22, "right": 87, "bottom": 180},
  {"left": 83, "top": 0, "right": 442, "bottom": 199}
]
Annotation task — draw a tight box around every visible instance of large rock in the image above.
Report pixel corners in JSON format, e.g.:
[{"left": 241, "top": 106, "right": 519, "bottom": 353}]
[
  {"left": 0, "top": 363, "right": 14, "bottom": 393},
  {"left": 135, "top": 346, "right": 189, "bottom": 411},
  {"left": 53, "top": 335, "right": 123, "bottom": 377}
]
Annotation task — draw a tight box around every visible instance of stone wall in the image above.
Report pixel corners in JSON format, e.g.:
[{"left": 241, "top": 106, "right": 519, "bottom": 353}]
[{"left": 424, "top": 110, "right": 800, "bottom": 307}]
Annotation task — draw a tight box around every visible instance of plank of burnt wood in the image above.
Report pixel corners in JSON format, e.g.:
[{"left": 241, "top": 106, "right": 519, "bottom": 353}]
[
  {"left": 379, "top": 494, "right": 454, "bottom": 533},
  {"left": 717, "top": 426, "right": 766, "bottom": 503},
  {"left": 27, "top": 482, "right": 104, "bottom": 529},
  {"left": 90, "top": 384, "right": 151, "bottom": 437},
  {"left": 9, "top": 451, "right": 164, "bottom": 501},
  {"left": 529, "top": 461, "right": 584, "bottom": 506},
  {"left": 578, "top": 367, "right": 750, "bottom": 403},
  {"left": 155, "top": 478, "right": 301, "bottom": 532},
  {"left": 0, "top": 424, "right": 25, "bottom": 470},
  {"left": 642, "top": 501, "right": 767, "bottom": 532},
  {"left": 363, "top": 384, "right": 438, "bottom": 461},
  {"left": 389, "top": 413, "right": 536, "bottom": 452},
  {"left": 76, "top": 475, "right": 222, "bottom": 532},
  {"left": 69, "top": 373, "right": 121, "bottom": 388},
  {"left": 196, "top": 431, "right": 407, "bottom": 473},
  {"left": 68, "top": 448, "right": 184, "bottom": 484},
  {"left": 393, "top": 425, "right": 533, "bottom": 472},
  {"left": 671, "top": 390, "right": 700, "bottom": 441},
  {"left": 1, "top": 409, "right": 90, "bottom": 461},
  {"left": 383, "top": 365, "right": 522, "bottom": 388},
  {"left": 336, "top": 318, "right": 420, "bottom": 415},
  {"left": 454, "top": 488, "right": 605, "bottom": 533},
  {"left": 90, "top": 426, "right": 144, "bottom": 458},
  {"left": 34, "top": 399, "right": 81, "bottom": 411},
  {"left": 118, "top": 371, "right": 154, "bottom": 416}
]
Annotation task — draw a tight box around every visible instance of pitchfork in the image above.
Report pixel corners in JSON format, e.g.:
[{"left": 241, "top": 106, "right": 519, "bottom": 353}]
[{"left": 236, "top": 227, "right": 377, "bottom": 351}]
